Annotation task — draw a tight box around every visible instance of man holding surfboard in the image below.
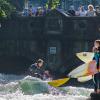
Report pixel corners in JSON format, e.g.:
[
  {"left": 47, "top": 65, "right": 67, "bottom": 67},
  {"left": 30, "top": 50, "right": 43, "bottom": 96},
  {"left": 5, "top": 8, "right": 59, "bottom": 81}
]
[{"left": 92, "top": 40, "right": 100, "bottom": 93}]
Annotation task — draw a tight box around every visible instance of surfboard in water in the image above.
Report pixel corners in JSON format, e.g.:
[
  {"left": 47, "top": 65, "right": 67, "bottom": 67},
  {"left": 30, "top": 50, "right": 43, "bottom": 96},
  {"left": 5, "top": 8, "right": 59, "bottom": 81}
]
[
  {"left": 76, "top": 52, "right": 94, "bottom": 63},
  {"left": 68, "top": 60, "right": 100, "bottom": 78}
]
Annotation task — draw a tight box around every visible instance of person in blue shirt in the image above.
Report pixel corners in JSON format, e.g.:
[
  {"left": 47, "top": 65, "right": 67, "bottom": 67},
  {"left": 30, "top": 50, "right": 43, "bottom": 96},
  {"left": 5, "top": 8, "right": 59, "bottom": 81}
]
[
  {"left": 29, "top": 59, "right": 44, "bottom": 79},
  {"left": 92, "top": 40, "right": 100, "bottom": 93}
]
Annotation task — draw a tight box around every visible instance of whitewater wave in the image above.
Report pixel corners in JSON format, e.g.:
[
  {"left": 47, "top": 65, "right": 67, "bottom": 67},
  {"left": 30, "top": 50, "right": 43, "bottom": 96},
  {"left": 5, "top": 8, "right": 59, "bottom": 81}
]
[
  {"left": 19, "top": 76, "right": 49, "bottom": 94},
  {"left": 0, "top": 75, "right": 49, "bottom": 95},
  {"left": 0, "top": 93, "right": 89, "bottom": 100},
  {"left": 0, "top": 74, "right": 93, "bottom": 100}
]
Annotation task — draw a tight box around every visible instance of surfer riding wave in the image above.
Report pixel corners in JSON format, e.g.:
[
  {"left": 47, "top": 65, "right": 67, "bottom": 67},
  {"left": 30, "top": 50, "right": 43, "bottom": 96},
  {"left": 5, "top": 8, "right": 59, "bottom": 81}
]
[{"left": 28, "top": 59, "right": 52, "bottom": 80}]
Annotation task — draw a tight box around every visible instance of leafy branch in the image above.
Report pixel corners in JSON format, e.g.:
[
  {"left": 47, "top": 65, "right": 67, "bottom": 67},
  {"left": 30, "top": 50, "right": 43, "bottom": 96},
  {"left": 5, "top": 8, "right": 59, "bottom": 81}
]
[
  {"left": 0, "top": 0, "right": 15, "bottom": 18},
  {"left": 45, "top": 0, "right": 60, "bottom": 9}
]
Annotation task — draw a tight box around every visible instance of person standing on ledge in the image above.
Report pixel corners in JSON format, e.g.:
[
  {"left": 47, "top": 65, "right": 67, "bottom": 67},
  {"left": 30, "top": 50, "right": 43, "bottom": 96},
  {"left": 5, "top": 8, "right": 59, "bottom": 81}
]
[
  {"left": 29, "top": 59, "right": 44, "bottom": 79},
  {"left": 92, "top": 40, "right": 100, "bottom": 93}
]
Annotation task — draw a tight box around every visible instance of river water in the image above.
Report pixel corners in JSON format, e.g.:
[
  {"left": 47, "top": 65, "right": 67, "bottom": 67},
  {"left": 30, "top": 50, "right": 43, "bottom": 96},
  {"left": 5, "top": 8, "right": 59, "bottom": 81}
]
[{"left": 0, "top": 74, "right": 93, "bottom": 100}]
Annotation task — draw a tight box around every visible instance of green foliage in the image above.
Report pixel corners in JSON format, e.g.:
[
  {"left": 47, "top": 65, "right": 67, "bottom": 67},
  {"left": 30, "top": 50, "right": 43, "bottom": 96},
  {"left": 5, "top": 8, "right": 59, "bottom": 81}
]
[
  {"left": 0, "top": 0, "right": 15, "bottom": 18},
  {"left": 46, "top": 0, "right": 60, "bottom": 9},
  {"left": 0, "top": 8, "right": 6, "bottom": 18}
]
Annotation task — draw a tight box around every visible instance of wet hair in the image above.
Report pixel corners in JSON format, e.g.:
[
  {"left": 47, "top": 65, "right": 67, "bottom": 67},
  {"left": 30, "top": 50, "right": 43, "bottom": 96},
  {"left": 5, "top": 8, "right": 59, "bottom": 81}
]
[
  {"left": 95, "top": 39, "right": 100, "bottom": 45},
  {"left": 37, "top": 59, "right": 44, "bottom": 64},
  {"left": 93, "top": 40, "right": 100, "bottom": 52},
  {"left": 98, "top": 47, "right": 100, "bottom": 51}
]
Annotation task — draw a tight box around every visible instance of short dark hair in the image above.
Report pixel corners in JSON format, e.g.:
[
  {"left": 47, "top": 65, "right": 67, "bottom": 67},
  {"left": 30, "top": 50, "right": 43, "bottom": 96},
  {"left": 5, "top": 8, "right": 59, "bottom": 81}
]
[
  {"left": 37, "top": 59, "right": 44, "bottom": 64},
  {"left": 95, "top": 40, "right": 100, "bottom": 45},
  {"left": 95, "top": 40, "right": 100, "bottom": 51}
]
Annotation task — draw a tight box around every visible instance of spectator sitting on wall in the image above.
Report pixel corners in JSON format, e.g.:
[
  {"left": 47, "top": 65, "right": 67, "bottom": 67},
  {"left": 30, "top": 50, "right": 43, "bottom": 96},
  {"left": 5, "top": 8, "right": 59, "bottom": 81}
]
[
  {"left": 76, "top": 5, "right": 87, "bottom": 16},
  {"left": 32, "top": 7, "right": 37, "bottom": 16},
  {"left": 36, "top": 7, "right": 43, "bottom": 16},
  {"left": 42, "top": 6, "right": 48, "bottom": 16},
  {"left": 28, "top": 5, "right": 33, "bottom": 16},
  {"left": 95, "top": 6, "right": 100, "bottom": 16},
  {"left": 21, "top": 6, "right": 47, "bottom": 17},
  {"left": 86, "top": 4, "right": 96, "bottom": 16},
  {"left": 23, "top": 8, "right": 29, "bottom": 16},
  {"left": 68, "top": 5, "right": 76, "bottom": 16}
]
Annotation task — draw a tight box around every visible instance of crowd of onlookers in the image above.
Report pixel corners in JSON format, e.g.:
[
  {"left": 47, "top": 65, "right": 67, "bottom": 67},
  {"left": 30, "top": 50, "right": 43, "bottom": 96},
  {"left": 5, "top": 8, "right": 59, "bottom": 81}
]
[
  {"left": 21, "top": 6, "right": 48, "bottom": 17},
  {"left": 67, "top": 4, "right": 100, "bottom": 17},
  {"left": 21, "top": 4, "right": 100, "bottom": 17}
]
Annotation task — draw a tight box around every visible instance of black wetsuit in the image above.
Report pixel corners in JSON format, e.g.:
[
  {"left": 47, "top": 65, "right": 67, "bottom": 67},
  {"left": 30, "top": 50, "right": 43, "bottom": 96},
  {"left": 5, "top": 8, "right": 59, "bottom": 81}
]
[
  {"left": 93, "top": 52, "right": 100, "bottom": 92},
  {"left": 29, "top": 64, "right": 44, "bottom": 79}
]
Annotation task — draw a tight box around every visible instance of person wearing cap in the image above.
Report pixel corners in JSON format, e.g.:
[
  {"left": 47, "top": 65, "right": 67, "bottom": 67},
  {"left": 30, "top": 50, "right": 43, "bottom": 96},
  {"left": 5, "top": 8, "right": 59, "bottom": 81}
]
[{"left": 29, "top": 59, "right": 44, "bottom": 79}]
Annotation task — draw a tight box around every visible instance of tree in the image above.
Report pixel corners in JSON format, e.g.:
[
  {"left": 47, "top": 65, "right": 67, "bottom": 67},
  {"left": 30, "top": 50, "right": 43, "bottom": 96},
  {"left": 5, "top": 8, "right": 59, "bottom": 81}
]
[
  {"left": 46, "top": 0, "right": 60, "bottom": 9},
  {"left": 0, "top": 0, "right": 15, "bottom": 18},
  {"left": 0, "top": 7, "right": 6, "bottom": 18}
]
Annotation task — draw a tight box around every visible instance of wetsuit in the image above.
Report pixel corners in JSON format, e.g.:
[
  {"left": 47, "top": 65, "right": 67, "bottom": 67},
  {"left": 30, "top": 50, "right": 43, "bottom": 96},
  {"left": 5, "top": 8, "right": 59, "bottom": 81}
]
[
  {"left": 93, "top": 52, "right": 100, "bottom": 92},
  {"left": 29, "top": 64, "right": 44, "bottom": 79}
]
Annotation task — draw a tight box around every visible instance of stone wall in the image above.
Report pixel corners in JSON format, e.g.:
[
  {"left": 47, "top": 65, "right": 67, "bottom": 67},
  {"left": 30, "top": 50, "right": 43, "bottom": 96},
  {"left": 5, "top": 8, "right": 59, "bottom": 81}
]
[{"left": 0, "top": 12, "right": 100, "bottom": 76}]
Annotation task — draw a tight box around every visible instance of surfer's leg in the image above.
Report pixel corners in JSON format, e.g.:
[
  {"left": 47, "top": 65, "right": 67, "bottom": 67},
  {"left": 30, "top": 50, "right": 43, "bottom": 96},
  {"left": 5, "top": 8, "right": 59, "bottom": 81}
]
[
  {"left": 94, "top": 83, "right": 97, "bottom": 92},
  {"left": 97, "top": 73, "right": 100, "bottom": 93},
  {"left": 93, "top": 74, "right": 98, "bottom": 93}
]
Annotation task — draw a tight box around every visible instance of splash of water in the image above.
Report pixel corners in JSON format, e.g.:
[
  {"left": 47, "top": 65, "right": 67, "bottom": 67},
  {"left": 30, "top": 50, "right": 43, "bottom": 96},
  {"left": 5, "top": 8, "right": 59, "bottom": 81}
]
[{"left": 0, "top": 74, "right": 93, "bottom": 100}]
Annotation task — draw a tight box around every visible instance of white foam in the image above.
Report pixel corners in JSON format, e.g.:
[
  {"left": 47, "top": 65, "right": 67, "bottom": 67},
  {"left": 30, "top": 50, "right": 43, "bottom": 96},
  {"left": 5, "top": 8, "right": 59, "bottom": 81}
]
[
  {"left": 0, "top": 93, "right": 89, "bottom": 100},
  {"left": 0, "top": 74, "right": 93, "bottom": 100},
  {"left": 0, "top": 86, "right": 93, "bottom": 100}
]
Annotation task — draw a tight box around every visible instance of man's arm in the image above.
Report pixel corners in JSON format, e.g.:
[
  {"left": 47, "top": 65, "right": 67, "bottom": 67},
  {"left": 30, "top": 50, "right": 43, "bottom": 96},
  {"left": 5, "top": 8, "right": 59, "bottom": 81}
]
[{"left": 29, "top": 64, "right": 36, "bottom": 72}]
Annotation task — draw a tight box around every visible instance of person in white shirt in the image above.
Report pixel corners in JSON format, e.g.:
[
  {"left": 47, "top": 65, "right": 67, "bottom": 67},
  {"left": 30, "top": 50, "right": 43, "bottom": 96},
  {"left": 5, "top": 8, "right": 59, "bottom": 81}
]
[{"left": 86, "top": 4, "right": 96, "bottom": 16}]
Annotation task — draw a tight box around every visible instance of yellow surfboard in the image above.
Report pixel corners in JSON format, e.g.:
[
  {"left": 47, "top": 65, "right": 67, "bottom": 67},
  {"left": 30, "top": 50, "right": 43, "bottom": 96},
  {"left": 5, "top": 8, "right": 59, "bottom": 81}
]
[
  {"left": 76, "top": 52, "right": 94, "bottom": 63},
  {"left": 48, "top": 78, "right": 70, "bottom": 87}
]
